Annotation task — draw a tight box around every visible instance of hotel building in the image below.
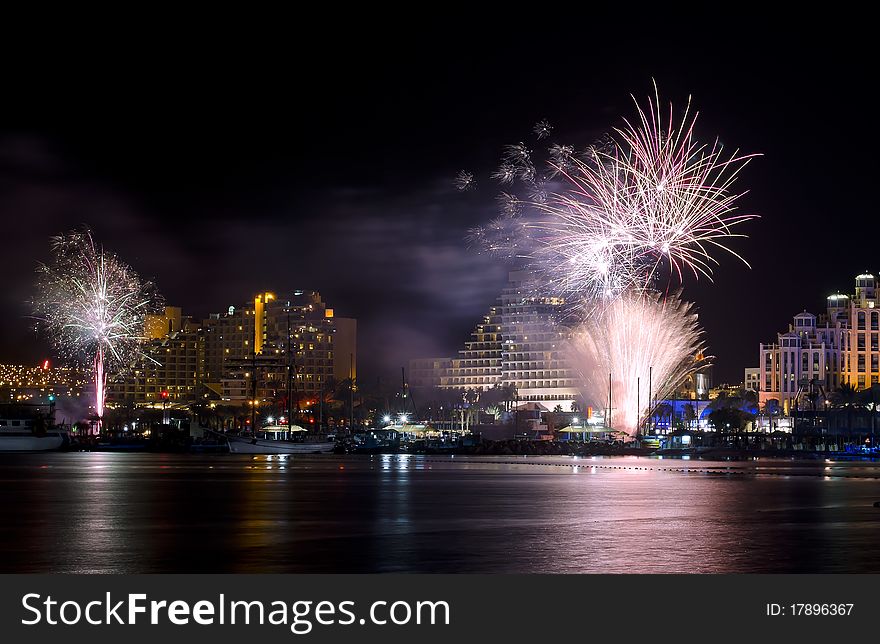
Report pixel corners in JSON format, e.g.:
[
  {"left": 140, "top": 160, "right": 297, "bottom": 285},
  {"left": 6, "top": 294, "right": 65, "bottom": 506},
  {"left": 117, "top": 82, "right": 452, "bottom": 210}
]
[
  {"left": 756, "top": 273, "right": 879, "bottom": 412},
  {"left": 214, "top": 290, "right": 356, "bottom": 404},
  {"left": 412, "top": 271, "right": 581, "bottom": 411},
  {"left": 110, "top": 308, "right": 207, "bottom": 404},
  {"left": 108, "top": 292, "right": 356, "bottom": 406}
]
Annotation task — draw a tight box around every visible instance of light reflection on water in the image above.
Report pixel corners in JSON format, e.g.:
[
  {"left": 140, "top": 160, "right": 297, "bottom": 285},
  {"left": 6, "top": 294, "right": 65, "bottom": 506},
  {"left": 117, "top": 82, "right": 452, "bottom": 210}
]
[{"left": 2, "top": 453, "right": 880, "bottom": 573}]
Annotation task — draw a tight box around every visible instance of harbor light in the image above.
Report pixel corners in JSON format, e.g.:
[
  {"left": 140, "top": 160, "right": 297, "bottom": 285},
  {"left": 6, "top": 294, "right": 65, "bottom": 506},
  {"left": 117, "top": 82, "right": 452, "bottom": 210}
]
[{"left": 383, "top": 415, "right": 391, "bottom": 424}]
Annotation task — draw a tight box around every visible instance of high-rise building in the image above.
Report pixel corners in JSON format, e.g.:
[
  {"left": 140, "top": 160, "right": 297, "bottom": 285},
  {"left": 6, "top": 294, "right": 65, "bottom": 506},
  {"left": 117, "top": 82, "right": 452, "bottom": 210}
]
[
  {"left": 108, "top": 292, "right": 356, "bottom": 407},
  {"left": 846, "top": 274, "right": 879, "bottom": 389},
  {"left": 413, "top": 271, "right": 581, "bottom": 411},
  {"left": 757, "top": 273, "right": 879, "bottom": 412},
  {"left": 207, "top": 290, "right": 356, "bottom": 404},
  {"left": 439, "top": 306, "right": 503, "bottom": 391},
  {"left": 494, "top": 271, "right": 581, "bottom": 409},
  {"left": 409, "top": 358, "right": 453, "bottom": 389},
  {"left": 145, "top": 306, "right": 183, "bottom": 339},
  {"left": 109, "top": 313, "right": 206, "bottom": 405}
]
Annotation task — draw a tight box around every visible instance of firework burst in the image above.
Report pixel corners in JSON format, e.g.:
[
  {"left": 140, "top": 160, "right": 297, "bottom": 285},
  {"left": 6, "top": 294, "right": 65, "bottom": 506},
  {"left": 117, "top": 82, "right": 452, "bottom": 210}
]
[
  {"left": 454, "top": 170, "right": 475, "bottom": 191},
  {"left": 568, "top": 292, "right": 707, "bottom": 435},
  {"left": 472, "top": 86, "right": 758, "bottom": 306},
  {"left": 530, "top": 88, "right": 758, "bottom": 301},
  {"left": 491, "top": 163, "right": 518, "bottom": 184},
  {"left": 533, "top": 118, "right": 553, "bottom": 139},
  {"left": 464, "top": 85, "right": 757, "bottom": 437},
  {"left": 32, "top": 229, "right": 161, "bottom": 425}
]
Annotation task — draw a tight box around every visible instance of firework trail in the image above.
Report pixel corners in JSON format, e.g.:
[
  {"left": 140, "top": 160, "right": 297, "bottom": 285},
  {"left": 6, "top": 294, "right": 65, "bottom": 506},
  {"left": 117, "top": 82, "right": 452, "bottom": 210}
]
[
  {"left": 567, "top": 292, "right": 706, "bottom": 436},
  {"left": 32, "top": 229, "right": 161, "bottom": 427}
]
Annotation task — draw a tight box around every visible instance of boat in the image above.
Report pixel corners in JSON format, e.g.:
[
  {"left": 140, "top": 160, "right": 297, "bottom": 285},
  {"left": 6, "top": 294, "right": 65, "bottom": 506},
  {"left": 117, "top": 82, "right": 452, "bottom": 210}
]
[
  {"left": 222, "top": 425, "right": 336, "bottom": 455},
  {"left": 349, "top": 428, "right": 401, "bottom": 454},
  {"left": 0, "top": 417, "right": 68, "bottom": 452}
]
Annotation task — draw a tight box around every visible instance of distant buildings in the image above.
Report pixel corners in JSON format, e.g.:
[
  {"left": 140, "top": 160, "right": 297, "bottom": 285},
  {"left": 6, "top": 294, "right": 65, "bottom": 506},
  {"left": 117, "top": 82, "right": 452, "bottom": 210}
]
[
  {"left": 0, "top": 362, "right": 85, "bottom": 403},
  {"left": 754, "top": 273, "right": 879, "bottom": 412},
  {"left": 110, "top": 309, "right": 205, "bottom": 404},
  {"left": 108, "top": 291, "right": 356, "bottom": 407},
  {"left": 411, "top": 271, "right": 581, "bottom": 411}
]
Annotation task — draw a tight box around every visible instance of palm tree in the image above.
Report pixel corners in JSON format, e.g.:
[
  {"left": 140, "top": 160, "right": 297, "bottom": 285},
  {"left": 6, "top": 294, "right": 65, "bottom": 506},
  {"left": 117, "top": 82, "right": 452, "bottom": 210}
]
[
  {"left": 502, "top": 384, "right": 518, "bottom": 413},
  {"left": 831, "top": 382, "right": 860, "bottom": 436},
  {"left": 858, "top": 384, "right": 880, "bottom": 446},
  {"left": 762, "top": 398, "right": 781, "bottom": 432},
  {"left": 683, "top": 403, "right": 696, "bottom": 430},
  {"left": 655, "top": 402, "right": 674, "bottom": 431},
  {"left": 316, "top": 376, "right": 338, "bottom": 431}
]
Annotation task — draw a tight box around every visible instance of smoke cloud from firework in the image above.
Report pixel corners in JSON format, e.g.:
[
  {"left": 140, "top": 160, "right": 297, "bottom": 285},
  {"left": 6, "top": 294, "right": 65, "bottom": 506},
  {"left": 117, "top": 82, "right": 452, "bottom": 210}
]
[
  {"left": 32, "top": 228, "right": 161, "bottom": 424},
  {"left": 468, "top": 86, "right": 756, "bottom": 433}
]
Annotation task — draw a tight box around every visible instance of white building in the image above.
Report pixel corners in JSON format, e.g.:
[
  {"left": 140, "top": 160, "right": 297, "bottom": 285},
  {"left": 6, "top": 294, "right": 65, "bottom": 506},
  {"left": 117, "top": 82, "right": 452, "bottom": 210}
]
[
  {"left": 758, "top": 273, "right": 879, "bottom": 413},
  {"left": 412, "top": 271, "right": 581, "bottom": 411}
]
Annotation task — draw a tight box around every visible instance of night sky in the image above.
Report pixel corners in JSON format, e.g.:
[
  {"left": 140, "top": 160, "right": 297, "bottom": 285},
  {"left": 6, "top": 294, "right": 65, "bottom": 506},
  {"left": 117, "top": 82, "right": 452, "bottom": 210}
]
[{"left": 1, "top": 18, "right": 876, "bottom": 384}]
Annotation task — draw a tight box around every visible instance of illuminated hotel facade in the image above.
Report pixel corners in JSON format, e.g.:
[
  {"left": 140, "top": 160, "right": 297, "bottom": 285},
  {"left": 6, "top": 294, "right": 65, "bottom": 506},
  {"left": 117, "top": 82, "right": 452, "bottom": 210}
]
[
  {"left": 755, "top": 273, "right": 879, "bottom": 412},
  {"left": 108, "top": 292, "right": 356, "bottom": 406},
  {"left": 413, "top": 271, "right": 581, "bottom": 410},
  {"left": 213, "top": 290, "right": 356, "bottom": 404}
]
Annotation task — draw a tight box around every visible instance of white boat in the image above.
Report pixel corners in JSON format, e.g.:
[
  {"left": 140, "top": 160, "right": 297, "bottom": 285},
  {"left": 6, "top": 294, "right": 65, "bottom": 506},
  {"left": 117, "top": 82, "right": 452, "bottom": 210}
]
[
  {"left": 223, "top": 426, "right": 335, "bottom": 454},
  {"left": 0, "top": 418, "right": 67, "bottom": 452},
  {"left": 226, "top": 435, "right": 335, "bottom": 454},
  {"left": 0, "top": 432, "right": 66, "bottom": 452}
]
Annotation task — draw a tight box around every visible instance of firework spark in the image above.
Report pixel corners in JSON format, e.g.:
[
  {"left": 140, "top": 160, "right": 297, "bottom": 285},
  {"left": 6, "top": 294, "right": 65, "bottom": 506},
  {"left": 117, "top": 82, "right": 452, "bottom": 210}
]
[
  {"left": 454, "top": 170, "right": 475, "bottom": 191},
  {"left": 568, "top": 292, "right": 706, "bottom": 435},
  {"left": 472, "top": 87, "right": 758, "bottom": 305},
  {"left": 531, "top": 89, "right": 758, "bottom": 301},
  {"left": 533, "top": 118, "right": 553, "bottom": 139},
  {"left": 547, "top": 143, "right": 575, "bottom": 177},
  {"left": 496, "top": 191, "right": 521, "bottom": 216},
  {"left": 491, "top": 163, "right": 518, "bottom": 184},
  {"left": 501, "top": 142, "right": 536, "bottom": 182},
  {"left": 32, "top": 229, "right": 161, "bottom": 426}
]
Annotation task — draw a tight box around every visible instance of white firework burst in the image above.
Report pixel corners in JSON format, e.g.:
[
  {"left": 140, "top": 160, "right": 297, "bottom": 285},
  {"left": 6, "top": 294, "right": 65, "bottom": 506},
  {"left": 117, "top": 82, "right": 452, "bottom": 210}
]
[
  {"left": 32, "top": 228, "right": 162, "bottom": 425},
  {"left": 533, "top": 118, "right": 553, "bottom": 139},
  {"left": 454, "top": 170, "right": 475, "bottom": 191}
]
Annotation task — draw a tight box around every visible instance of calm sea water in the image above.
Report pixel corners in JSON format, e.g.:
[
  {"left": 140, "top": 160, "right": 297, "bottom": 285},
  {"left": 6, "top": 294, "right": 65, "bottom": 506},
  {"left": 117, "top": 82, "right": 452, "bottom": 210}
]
[{"left": 2, "top": 453, "right": 880, "bottom": 573}]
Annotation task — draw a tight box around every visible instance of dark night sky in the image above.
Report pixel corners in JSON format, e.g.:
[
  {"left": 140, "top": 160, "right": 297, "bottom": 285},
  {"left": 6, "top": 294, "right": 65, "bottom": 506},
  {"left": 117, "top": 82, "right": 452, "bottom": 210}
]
[{"left": 1, "top": 16, "right": 876, "bottom": 384}]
